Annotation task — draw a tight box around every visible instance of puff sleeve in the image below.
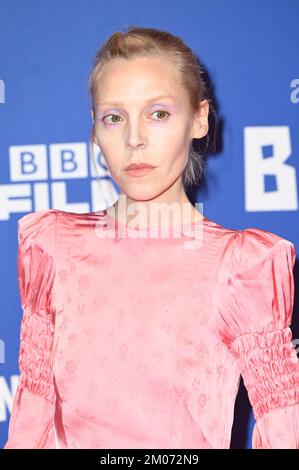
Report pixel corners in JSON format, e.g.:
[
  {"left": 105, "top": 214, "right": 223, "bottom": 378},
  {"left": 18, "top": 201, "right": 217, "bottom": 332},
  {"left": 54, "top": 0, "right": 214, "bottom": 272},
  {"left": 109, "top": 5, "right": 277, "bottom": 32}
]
[
  {"left": 4, "top": 209, "right": 58, "bottom": 449},
  {"left": 215, "top": 228, "right": 299, "bottom": 449}
]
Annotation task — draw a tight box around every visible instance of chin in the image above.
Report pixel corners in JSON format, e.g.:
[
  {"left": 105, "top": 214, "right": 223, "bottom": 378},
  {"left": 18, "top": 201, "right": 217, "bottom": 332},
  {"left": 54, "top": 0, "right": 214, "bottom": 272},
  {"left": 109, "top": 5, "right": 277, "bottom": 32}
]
[{"left": 123, "top": 186, "right": 164, "bottom": 202}]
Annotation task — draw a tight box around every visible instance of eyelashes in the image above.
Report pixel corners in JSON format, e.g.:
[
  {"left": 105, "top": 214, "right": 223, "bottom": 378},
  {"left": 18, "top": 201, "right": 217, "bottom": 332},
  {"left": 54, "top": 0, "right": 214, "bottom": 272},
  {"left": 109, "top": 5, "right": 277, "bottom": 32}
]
[{"left": 100, "top": 110, "right": 171, "bottom": 127}]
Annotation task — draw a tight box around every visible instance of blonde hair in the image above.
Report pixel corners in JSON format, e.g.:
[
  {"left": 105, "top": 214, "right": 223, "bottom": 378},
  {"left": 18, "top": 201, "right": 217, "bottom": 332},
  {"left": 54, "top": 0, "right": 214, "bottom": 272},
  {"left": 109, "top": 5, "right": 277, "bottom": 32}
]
[{"left": 88, "top": 25, "right": 218, "bottom": 191}]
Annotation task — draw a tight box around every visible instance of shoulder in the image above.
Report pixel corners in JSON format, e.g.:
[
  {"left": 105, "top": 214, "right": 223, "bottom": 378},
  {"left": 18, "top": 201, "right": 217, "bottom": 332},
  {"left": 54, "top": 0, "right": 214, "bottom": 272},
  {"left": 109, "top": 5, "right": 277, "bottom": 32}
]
[
  {"left": 18, "top": 209, "right": 59, "bottom": 258},
  {"left": 17, "top": 208, "right": 103, "bottom": 253},
  {"left": 215, "top": 225, "right": 296, "bottom": 287},
  {"left": 221, "top": 226, "right": 296, "bottom": 275},
  {"left": 203, "top": 215, "right": 295, "bottom": 260},
  {"left": 18, "top": 208, "right": 59, "bottom": 235},
  {"left": 17, "top": 209, "right": 60, "bottom": 313}
]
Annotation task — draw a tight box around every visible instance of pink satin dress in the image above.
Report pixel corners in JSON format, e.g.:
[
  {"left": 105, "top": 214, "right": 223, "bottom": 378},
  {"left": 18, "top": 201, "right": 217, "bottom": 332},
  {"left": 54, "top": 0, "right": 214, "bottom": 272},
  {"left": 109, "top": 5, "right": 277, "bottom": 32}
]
[{"left": 4, "top": 208, "right": 299, "bottom": 448}]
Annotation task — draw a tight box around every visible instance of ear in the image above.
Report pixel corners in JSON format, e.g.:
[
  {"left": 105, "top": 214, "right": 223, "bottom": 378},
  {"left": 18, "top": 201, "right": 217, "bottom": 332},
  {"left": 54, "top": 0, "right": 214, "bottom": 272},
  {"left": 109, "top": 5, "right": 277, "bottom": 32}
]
[
  {"left": 190, "top": 99, "right": 209, "bottom": 139},
  {"left": 91, "top": 109, "right": 95, "bottom": 124}
]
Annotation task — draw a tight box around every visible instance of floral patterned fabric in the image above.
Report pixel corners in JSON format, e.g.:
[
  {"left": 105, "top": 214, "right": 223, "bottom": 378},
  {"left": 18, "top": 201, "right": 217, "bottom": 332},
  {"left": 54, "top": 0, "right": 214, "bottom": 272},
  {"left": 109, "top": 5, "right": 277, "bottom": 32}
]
[{"left": 4, "top": 208, "right": 299, "bottom": 448}]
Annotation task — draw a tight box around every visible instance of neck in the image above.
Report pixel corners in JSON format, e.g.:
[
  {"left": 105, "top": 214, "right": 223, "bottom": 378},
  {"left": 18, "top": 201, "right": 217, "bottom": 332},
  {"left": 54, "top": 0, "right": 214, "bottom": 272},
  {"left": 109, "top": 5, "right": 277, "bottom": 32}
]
[{"left": 107, "top": 181, "right": 203, "bottom": 229}]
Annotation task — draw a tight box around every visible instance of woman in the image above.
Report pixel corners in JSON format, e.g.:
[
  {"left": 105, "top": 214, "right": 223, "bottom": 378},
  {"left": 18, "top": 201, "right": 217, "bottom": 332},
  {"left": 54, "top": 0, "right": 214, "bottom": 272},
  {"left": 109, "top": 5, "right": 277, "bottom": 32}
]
[{"left": 4, "top": 26, "right": 299, "bottom": 449}]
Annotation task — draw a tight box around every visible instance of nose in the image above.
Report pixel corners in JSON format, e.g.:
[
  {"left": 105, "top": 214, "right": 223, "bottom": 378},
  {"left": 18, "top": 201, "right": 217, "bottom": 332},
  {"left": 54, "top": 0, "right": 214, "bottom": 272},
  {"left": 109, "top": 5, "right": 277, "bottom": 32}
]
[
  {"left": 127, "top": 140, "right": 146, "bottom": 149},
  {"left": 126, "top": 116, "right": 147, "bottom": 149}
]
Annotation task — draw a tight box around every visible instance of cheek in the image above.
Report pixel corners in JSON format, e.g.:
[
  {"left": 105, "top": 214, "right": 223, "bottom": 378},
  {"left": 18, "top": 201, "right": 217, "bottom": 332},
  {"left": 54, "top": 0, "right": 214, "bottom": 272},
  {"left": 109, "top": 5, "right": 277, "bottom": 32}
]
[
  {"left": 162, "top": 136, "right": 190, "bottom": 167},
  {"left": 168, "top": 155, "right": 188, "bottom": 174},
  {"left": 152, "top": 124, "right": 189, "bottom": 156},
  {"left": 94, "top": 128, "right": 117, "bottom": 148},
  {"left": 103, "top": 154, "right": 121, "bottom": 177},
  {"left": 93, "top": 131, "right": 120, "bottom": 164}
]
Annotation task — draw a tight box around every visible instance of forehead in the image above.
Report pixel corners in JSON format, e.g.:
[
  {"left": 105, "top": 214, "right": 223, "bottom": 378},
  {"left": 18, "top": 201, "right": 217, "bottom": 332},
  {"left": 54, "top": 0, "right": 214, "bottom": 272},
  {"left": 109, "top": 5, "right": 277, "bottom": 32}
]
[
  {"left": 97, "top": 94, "right": 177, "bottom": 107},
  {"left": 94, "top": 56, "right": 184, "bottom": 104}
]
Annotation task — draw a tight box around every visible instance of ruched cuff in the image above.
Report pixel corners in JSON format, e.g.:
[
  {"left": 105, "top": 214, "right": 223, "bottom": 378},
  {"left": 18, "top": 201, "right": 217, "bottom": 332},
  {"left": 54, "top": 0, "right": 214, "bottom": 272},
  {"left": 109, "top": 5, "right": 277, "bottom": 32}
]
[
  {"left": 18, "top": 306, "right": 56, "bottom": 403},
  {"left": 230, "top": 326, "right": 299, "bottom": 421}
]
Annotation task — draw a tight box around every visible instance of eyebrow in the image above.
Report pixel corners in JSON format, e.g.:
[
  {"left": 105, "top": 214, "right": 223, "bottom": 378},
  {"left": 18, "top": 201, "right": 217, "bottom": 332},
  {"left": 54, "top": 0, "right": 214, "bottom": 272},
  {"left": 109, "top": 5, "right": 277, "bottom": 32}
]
[{"left": 97, "top": 95, "right": 176, "bottom": 106}]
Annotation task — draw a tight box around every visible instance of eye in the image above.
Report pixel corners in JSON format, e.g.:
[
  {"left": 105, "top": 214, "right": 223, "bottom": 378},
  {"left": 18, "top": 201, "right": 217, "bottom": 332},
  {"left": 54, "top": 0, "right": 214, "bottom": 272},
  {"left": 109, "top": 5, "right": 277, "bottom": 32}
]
[
  {"left": 151, "top": 110, "right": 170, "bottom": 121},
  {"left": 102, "top": 114, "right": 122, "bottom": 126}
]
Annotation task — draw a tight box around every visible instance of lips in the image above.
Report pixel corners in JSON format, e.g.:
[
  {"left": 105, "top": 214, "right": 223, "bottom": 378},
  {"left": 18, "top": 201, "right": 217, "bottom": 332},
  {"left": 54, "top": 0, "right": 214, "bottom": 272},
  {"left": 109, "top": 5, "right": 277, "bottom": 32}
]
[
  {"left": 124, "top": 164, "right": 156, "bottom": 177},
  {"left": 125, "top": 163, "right": 155, "bottom": 170}
]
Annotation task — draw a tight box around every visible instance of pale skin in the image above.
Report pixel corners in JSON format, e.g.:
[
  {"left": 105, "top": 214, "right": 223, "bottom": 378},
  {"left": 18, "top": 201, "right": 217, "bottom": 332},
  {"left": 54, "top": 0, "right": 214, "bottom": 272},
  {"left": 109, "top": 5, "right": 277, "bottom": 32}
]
[{"left": 91, "top": 55, "right": 209, "bottom": 229}]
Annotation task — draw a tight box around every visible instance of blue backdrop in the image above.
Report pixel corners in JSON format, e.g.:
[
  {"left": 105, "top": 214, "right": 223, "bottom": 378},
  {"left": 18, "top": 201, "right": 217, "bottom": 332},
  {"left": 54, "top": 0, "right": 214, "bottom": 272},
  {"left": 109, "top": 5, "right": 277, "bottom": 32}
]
[{"left": 0, "top": 0, "right": 298, "bottom": 449}]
